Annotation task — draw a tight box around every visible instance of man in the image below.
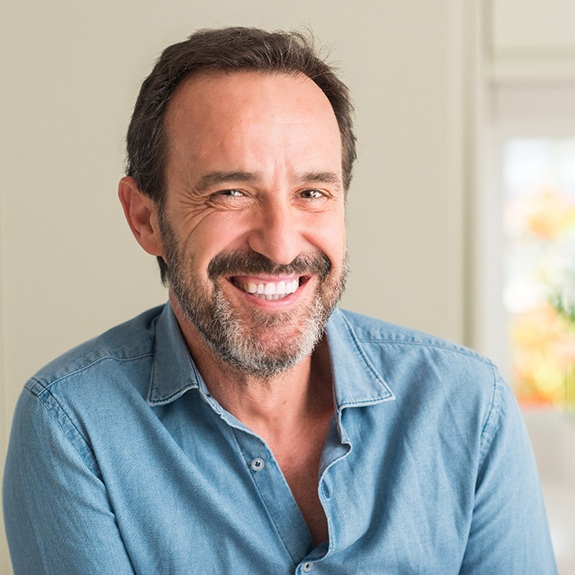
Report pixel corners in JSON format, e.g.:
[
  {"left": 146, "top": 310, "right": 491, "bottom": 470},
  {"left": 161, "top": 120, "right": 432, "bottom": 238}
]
[{"left": 3, "top": 27, "right": 557, "bottom": 574}]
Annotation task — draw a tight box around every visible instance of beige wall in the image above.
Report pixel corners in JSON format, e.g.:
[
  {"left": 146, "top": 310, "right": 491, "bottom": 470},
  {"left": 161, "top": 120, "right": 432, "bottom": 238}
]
[
  {"left": 0, "top": 1, "right": 477, "bottom": 571},
  {"left": 491, "top": 0, "right": 575, "bottom": 82}
]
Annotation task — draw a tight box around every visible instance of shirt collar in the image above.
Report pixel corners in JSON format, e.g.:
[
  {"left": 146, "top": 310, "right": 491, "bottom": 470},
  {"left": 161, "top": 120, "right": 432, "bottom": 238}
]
[
  {"left": 147, "top": 304, "right": 203, "bottom": 406},
  {"left": 325, "top": 308, "right": 395, "bottom": 410},
  {"left": 147, "top": 303, "right": 395, "bottom": 409}
]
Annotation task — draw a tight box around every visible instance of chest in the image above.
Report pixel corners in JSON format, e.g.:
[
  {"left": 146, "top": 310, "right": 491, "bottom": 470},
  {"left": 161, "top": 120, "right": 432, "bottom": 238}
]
[
  {"left": 274, "top": 439, "right": 330, "bottom": 544},
  {"left": 259, "top": 409, "right": 335, "bottom": 544},
  {"left": 93, "top": 395, "right": 475, "bottom": 574}
]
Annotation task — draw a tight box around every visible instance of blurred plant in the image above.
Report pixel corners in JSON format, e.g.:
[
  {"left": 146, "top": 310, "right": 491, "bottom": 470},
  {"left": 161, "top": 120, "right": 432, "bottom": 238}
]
[
  {"left": 549, "top": 289, "right": 575, "bottom": 410},
  {"left": 503, "top": 139, "right": 575, "bottom": 412},
  {"left": 511, "top": 303, "right": 575, "bottom": 410},
  {"left": 550, "top": 289, "right": 575, "bottom": 326},
  {"left": 506, "top": 187, "right": 575, "bottom": 411},
  {"left": 505, "top": 187, "right": 575, "bottom": 241}
]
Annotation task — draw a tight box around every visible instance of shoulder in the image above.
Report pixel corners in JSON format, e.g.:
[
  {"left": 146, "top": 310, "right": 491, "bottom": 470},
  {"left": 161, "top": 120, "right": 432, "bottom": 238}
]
[
  {"left": 25, "top": 305, "right": 165, "bottom": 398},
  {"left": 334, "top": 308, "right": 516, "bottom": 467},
  {"left": 334, "top": 308, "right": 502, "bottom": 409},
  {"left": 9, "top": 305, "right": 167, "bottom": 477},
  {"left": 337, "top": 307, "right": 494, "bottom": 366}
]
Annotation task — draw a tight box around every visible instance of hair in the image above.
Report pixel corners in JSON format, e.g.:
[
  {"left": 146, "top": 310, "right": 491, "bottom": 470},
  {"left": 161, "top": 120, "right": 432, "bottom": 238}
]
[{"left": 125, "top": 27, "right": 356, "bottom": 283}]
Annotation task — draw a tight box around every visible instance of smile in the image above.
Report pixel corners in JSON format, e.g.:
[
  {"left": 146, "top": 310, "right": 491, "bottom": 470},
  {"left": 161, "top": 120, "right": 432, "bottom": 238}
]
[{"left": 231, "top": 277, "right": 302, "bottom": 301}]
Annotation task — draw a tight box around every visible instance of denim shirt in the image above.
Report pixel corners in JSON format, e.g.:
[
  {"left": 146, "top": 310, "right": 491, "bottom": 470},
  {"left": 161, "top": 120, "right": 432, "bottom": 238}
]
[{"left": 3, "top": 304, "right": 557, "bottom": 574}]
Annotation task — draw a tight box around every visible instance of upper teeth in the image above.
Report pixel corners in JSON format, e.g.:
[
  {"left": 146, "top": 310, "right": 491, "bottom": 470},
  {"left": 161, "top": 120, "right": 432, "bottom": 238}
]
[{"left": 236, "top": 279, "right": 299, "bottom": 300}]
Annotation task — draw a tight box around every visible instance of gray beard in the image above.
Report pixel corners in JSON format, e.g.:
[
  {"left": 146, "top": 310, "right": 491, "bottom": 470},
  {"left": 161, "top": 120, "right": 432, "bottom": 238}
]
[
  {"left": 184, "top": 279, "right": 329, "bottom": 379},
  {"left": 159, "top": 214, "right": 347, "bottom": 379}
]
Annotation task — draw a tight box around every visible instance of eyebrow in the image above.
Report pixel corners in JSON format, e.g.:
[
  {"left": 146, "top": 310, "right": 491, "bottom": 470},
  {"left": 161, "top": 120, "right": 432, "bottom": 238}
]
[
  {"left": 194, "top": 171, "right": 259, "bottom": 192},
  {"left": 300, "top": 171, "right": 342, "bottom": 189},
  {"left": 194, "top": 170, "right": 343, "bottom": 193}
]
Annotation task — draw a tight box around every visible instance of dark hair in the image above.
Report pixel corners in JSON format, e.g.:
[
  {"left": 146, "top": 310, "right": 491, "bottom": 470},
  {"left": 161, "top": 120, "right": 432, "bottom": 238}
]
[{"left": 125, "top": 27, "right": 356, "bottom": 282}]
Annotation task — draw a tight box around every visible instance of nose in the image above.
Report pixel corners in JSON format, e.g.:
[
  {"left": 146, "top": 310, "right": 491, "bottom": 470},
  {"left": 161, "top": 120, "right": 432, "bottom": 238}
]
[{"left": 246, "top": 197, "right": 304, "bottom": 265}]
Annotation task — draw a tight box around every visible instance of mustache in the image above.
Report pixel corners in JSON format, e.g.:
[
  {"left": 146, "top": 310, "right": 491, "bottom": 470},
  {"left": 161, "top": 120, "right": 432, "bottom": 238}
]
[{"left": 207, "top": 250, "right": 332, "bottom": 280}]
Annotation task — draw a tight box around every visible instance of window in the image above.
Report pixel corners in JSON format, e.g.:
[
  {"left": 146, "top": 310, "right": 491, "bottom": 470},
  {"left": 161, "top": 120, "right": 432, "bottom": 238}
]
[
  {"left": 503, "top": 137, "right": 575, "bottom": 409},
  {"left": 476, "top": 85, "right": 575, "bottom": 412}
]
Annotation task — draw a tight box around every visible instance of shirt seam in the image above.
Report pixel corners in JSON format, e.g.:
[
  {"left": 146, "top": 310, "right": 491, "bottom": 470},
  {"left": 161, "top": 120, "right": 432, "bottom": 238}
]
[
  {"left": 355, "top": 337, "right": 495, "bottom": 368},
  {"left": 22, "top": 385, "right": 103, "bottom": 480},
  {"left": 477, "top": 364, "right": 501, "bottom": 471},
  {"left": 357, "top": 336, "right": 494, "bottom": 367},
  {"left": 26, "top": 353, "right": 154, "bottom": 395},
  {"left": 18, "top": 388, "right": 138, "bottom": 574},
  {"left": 25, "top": 354, "right": 153, "bottom": 477}
]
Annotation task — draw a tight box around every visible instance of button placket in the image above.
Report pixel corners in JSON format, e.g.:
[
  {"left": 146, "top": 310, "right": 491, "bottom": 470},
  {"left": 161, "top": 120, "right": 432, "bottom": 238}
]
[{"left": 231, "top": 428, "right": 311, "bottom": 560}]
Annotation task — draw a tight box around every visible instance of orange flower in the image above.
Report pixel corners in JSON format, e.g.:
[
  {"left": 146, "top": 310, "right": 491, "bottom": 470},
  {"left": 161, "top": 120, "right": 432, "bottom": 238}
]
[{"left": 523, "top": 187, "right": 575, "bottom": 240}]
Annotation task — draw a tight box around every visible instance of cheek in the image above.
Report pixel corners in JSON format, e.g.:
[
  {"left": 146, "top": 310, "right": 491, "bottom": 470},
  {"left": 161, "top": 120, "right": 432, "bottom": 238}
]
[
  {"left": 183, "top": 215, "right": 250, "bottom": 270},
  {"left": 306, "top": 214, "right": 346, "bottom": 261}
]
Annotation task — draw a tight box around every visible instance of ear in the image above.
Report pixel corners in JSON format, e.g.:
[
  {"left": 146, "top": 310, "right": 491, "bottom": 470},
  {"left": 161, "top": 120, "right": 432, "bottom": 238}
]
[{"left": 118, "top": 176, "right": 163, "bottom": 257}]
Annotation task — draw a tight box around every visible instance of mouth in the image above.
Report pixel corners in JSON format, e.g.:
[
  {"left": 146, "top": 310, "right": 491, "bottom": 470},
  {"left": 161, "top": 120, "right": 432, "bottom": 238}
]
[{"left": 229, "top": 276, "right": 308, "bottom": 301}]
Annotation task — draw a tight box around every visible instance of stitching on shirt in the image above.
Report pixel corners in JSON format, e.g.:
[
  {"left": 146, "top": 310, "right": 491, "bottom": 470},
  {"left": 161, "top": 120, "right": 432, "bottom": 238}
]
[
  {"left": 24, "top": 385, "right": 103, "bottom": 480},
  {"left": 23, "top": 354, "right": 153, "bottom": 477},
  {"left": 26, "top": 353, "right": 154, "bottom": 395},
  {"left": 477, "top": 365, "right": 501, "bottom": 472},
  {"left": 356, "top": 337, "right": 495, "bottom": 368},
  {"left": 146, "top": 345, "right": 199, "bottom": 405},
  {"left": 146, "top": 384, "right": 198, "bottom": 405},
  {"left": 339, "top": 396, "right": 391, "bottom": 409}
]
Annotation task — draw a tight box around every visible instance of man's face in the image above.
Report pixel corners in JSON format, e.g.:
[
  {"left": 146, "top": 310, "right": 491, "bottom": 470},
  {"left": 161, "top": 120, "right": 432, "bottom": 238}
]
[{"left": 159, "top": 71, "right": 347, "bottom": 378}]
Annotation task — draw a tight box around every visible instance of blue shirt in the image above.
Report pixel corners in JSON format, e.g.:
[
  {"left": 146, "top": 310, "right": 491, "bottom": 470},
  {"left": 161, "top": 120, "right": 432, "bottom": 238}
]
[{"left": 3, "top": 304, "right": 557, "bottom": 574}]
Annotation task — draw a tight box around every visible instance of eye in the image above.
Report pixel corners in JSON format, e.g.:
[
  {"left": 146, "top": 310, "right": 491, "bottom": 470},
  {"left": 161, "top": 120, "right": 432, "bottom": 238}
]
[
  {"left": 299, "top": 189, "right": 325, "bottom": 200},
  {"left": 207, "top": 188, "right": 252, "bottom": 210},
  {"left": 208, "top": 188, "right": 246, "bottom": 202},
  {"left": 217, "top": 189, "right": 244, "bottom": 197}
]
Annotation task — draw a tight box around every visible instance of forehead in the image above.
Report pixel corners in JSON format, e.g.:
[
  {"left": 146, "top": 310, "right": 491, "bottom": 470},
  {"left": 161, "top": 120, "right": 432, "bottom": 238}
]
[{"left": 164, "top": 70, "right": 341, "bottom": 154}]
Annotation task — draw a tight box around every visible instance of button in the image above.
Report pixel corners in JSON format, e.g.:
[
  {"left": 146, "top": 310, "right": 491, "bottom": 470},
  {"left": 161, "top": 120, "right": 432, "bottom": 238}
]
[
  {"left": 250, "top": 458, "right": 265, "bottom": 472},
  {"left": 302, "top": 561, "right": 313, "bottom": 572}
]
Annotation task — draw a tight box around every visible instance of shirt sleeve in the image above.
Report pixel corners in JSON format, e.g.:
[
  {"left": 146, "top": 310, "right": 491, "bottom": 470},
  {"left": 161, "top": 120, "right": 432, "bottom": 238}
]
[
  {"left": 3, "top": 387, "right": 137, "bottom": 575},
  {"left": 459, "top": 369, "right": 558, "bottom": 574}
]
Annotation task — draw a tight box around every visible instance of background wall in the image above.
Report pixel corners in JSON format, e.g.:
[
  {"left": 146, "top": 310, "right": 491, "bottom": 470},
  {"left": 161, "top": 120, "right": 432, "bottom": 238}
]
[{"left": 0, "top": 1, "right": 476, "bottom": 572}]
